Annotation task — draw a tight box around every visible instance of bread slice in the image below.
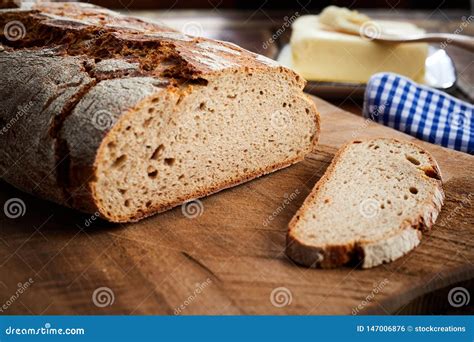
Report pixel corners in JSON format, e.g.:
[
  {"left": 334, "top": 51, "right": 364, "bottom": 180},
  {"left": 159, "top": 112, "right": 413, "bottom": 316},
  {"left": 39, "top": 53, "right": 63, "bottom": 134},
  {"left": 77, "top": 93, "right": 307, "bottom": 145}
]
[
  {"left": 286, "top": 138, "right": 444, "bottom": 269},
  {"left": 0, "top": 2, "right": 319, "bottom": 222}
]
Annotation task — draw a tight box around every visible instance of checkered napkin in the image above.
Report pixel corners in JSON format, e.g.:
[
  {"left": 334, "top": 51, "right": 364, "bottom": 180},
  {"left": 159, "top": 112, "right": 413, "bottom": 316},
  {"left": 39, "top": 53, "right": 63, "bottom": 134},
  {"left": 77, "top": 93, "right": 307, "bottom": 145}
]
[{"left": 363, "top": 73, "right": 474, "bottom": 154}]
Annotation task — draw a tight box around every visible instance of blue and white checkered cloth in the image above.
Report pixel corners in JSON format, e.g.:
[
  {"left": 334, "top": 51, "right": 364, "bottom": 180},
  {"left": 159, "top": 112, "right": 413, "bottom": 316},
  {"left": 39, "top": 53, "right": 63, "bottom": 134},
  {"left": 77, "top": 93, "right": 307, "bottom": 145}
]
[{"left": 363, "top": 73, "right": 474, "bottom": 154}]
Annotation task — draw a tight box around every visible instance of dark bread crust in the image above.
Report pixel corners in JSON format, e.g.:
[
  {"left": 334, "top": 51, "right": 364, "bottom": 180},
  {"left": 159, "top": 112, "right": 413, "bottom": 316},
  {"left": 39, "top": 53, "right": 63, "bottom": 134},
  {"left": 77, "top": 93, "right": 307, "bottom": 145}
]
[
  {"left": 286, "top": 138, "right": 444, "bottom": 269},
  {"left": 0, "top": 2, "right": 319, "bottom": 221},
  {"left": 0, "top": 2, "right": 306, "bottom": 83},
  {"left": 0, "top": 48, "right": 94, "bottom": 204}
]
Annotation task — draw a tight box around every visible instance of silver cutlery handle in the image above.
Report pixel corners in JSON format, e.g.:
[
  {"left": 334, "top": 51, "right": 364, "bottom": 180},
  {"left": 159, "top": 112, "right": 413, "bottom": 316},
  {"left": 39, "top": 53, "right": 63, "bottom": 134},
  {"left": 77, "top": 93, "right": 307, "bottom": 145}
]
[{"left": 420, "top": 34, "right": 474, "bottom": 52}]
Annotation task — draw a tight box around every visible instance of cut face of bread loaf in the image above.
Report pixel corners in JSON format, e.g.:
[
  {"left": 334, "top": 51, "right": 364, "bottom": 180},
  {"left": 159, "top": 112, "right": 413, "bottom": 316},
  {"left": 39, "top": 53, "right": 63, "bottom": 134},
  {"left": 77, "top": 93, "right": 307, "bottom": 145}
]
[
  {"left": 94, "top": 71, "right": 317, "bottom": 222},
  {"left": 0, "top": 2, "right": 319, "bottom": 222},
  {"left": 287, "top": 138, "right": 444, "bottom": 269}
]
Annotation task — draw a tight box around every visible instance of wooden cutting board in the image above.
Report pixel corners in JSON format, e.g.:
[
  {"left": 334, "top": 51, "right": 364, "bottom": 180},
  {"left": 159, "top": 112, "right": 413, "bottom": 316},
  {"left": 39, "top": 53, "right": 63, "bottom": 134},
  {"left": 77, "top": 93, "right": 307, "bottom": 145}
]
[{"left": 0, "top": 97, "right": 472, "bottom": 315}]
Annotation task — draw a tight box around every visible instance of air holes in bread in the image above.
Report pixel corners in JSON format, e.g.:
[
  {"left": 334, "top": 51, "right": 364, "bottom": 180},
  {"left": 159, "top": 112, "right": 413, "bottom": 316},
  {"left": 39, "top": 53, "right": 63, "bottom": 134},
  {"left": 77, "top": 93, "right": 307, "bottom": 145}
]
[
  {"left": 423, "top": 167, "right": 441, "bottom": 180},
  {"left": 143, "top": 117, "right": 153, "bottom": 127},
  {"left": 406, "top": 155, "right": 420, "bottom": 165},
  {"left": 147, "top": 166, "right": 158, "bottom": 179},
  {"left": 368, "top": 143, "right": 379, "bottom": 149},
  {"left": 112, "top": 154, "right": 127, "bottom": 168},
  {"left": 164, "top": 158, "right": 175, "bottom": 166},
  {"left": 151, "top": 145, "right": 164, "bottom": 160}
]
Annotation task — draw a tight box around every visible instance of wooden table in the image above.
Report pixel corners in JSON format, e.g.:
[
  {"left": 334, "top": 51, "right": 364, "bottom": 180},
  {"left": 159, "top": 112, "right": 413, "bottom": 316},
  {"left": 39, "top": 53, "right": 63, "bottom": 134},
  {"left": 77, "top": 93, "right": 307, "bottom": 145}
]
[{"left": 0, "top": 9, "right": 472, "bottom": 315}]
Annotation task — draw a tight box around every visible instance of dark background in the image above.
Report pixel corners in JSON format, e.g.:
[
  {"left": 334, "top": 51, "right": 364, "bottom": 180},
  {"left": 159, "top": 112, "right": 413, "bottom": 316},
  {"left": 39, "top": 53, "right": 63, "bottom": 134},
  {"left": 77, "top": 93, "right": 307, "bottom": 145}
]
[{"left": 90, "top": 0, "right": 471, "bottom": 9}]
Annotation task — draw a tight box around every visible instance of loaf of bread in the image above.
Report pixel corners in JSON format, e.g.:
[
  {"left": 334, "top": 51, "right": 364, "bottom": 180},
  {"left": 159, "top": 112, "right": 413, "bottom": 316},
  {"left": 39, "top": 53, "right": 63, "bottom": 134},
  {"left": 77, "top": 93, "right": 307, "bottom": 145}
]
[
  {"left": 0, "top": 2, "right": 319, "bottom": 222},
  {"left": 287, "top": 138, "right": 444, "bottom": 269}
]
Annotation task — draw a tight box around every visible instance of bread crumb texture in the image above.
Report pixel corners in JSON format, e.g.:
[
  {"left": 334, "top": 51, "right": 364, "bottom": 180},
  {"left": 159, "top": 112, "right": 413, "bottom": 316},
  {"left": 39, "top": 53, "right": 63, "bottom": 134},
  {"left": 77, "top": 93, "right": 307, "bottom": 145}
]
[{"left": 287, "top": 138, "right": 444, "bottom": 269}]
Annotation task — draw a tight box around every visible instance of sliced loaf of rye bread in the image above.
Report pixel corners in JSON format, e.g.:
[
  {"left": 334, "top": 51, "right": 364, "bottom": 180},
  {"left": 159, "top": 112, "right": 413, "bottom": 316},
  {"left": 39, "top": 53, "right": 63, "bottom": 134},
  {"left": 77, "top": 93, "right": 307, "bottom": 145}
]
[
  {"left": 286, "top": 138, "right": 444, "bottom": 269},
  {"left": 0, "top": 2, "right": 319, "bottom": 222}
]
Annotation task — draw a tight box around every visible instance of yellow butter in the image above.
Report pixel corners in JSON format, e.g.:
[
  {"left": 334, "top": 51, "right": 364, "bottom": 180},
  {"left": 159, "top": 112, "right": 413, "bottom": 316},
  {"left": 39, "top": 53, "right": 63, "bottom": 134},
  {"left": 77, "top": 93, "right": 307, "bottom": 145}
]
[
  {"left": 319, "top": 5, "right": 370, "bottom": 35},
  {"left": 290, "top": 14, "right": 428, "bottom": 83}
]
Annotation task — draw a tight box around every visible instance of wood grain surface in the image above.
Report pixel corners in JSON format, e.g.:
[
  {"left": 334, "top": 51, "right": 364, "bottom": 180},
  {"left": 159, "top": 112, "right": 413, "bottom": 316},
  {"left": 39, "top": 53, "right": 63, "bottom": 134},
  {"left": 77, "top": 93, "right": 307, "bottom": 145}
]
[{"left": 0, "top": 97, "right": 472, "bottom": 315}]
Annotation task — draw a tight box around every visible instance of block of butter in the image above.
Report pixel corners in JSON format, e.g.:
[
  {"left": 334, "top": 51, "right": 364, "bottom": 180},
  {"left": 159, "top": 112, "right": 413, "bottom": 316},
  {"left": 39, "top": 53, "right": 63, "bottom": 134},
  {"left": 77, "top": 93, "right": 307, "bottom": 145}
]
[{"left": 290, "top": 7, "right": 428, "bottom": 83}]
